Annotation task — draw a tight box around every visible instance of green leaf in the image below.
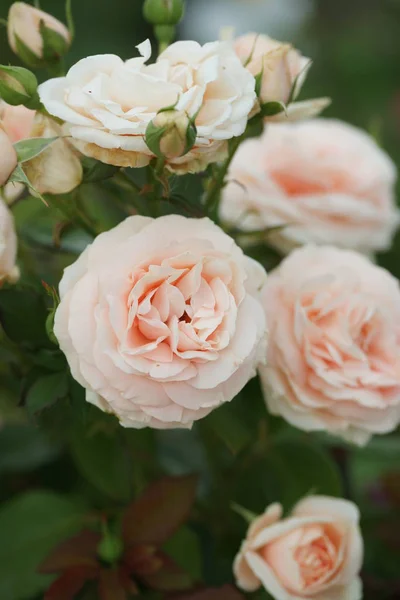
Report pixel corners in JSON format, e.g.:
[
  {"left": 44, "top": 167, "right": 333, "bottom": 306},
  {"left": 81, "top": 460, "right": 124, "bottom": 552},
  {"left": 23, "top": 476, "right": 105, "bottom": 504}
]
[
  {"left": 70, "top": 429, "right": 133, "bottom": 502},
  {"left": 8, "top": 164, "right": 47, "bottom": 204},
  {"left": 168, "top": 586, "right": 245, "bottom": 599},
  {"left": 0, "top": 491, "right": 86, "bottom": 600},
  {"left": 122, "top": 475, "right": 198, "bottom": 546},
  {"left": 0, "top": 423, "right": 60, "bottom": 473},
  {"left": 0, "top": 287, "right": 51, "bottom": 347},
  {"left": 81, "top": 157, "right": 120, "bottom": 183},
  {"left": 14, "top": 137, "right": 58, "bottom": 163},
  {"left": 163, "top": 527, "right": 202, "bottom": 581},
  {"left": 202, "top": 402, "right": 253, "bottom": 455},
  {"left": 272, "top": 439, "right": 343, "bottom": 507},
  {"left": 25, "top": 372, "right": 69, "bottom": 416},
  {"left": 260, "top": 101, "right": 286, "bottom": 117},
  {"left": 14, "top": 33, "right": 43, "bottom": 68}
]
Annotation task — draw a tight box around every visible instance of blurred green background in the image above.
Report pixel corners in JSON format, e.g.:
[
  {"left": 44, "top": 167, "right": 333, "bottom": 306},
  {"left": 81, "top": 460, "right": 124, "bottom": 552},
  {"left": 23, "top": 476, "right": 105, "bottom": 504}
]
[{"left": 0, "top": 2, "right": 399, "bottom": 599}]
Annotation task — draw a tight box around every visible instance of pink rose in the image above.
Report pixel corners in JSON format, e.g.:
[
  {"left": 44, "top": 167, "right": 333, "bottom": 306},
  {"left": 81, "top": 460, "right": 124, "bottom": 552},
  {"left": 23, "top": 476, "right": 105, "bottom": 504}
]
[
  {"left": 234, "top": 496, "right": 363, "bottom": 600},
  {"left": 0, "top": 102, "right": 35, "bottom": 143},
  {"left": 220, "top": 119, "right": 399, "bottom": 254},
  {"left": 54, "top": 215, "right": 267, "bottom": 429},
  {"left": 259, "top": 245, "right": 400, "bottom": 445},
  {"left": 0, "top": 197, "right": 19, "bottom": 283},
  {"left": 0, "top": 126, "right": 17, "bottom": 188}
]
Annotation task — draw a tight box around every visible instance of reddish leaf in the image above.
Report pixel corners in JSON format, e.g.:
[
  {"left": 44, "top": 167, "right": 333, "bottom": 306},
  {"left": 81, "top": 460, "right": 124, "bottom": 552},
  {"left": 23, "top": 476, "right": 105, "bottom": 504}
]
[
  {"left": 39, "top": 530, "right": 100, "bottom": 574},
  {"left": 140, "top": 553, "right": 193, "bottom": 592},
  {"left": 124, "top": 544, "right": 161, "bottom": 575},
  {"left": 119, "top": 565, "right": 140, "bottom": 595},
  {"left": 122, "top": 475, "right": 198, "bottom": 546},
  {"left": 168, "top": 585, "right": 245, "bottom": 599},
  {"left": 44, "top": 566, "right": 98, "bottom": 600},
  {"left": 98, "top": 568, "right": 128, "bottom": 600}
]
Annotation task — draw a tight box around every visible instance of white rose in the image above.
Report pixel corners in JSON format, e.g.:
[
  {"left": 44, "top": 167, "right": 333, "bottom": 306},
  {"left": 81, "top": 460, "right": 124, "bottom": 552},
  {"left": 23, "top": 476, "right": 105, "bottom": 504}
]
[
  {"left": 0, "top": 197, "right": 19, "bottom": 283},
  {"left": 38, "top": 39, "right": 256, "bottom": 173}
]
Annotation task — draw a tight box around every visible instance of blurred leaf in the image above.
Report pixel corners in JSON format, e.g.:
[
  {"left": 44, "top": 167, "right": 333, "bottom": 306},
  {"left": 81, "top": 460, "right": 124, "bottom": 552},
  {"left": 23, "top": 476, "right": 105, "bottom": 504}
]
[
  {"left": 44, "top": 566, "right": 98, "bottom": 600},
  {"left": 98, "top": 569, "right": 127, "bottom": 600},
  {"left": 260, "top": 101, "right": 285, "bottom": 117},
  {"left": 25, "top": 371, "right": 69, "bottom": 416},
  {"left": 141, "top": 554, "right": 192, "bottom": 592},
  {"left": 203, "top": 403, "right": 253, "bottom": 455},
  {"left": 163, "top": 527, "right": 202, "bottom": 581},
  {"left": 168, "top": 585, "right": 245, "bottom": 599},
  {"left": 70, "top": 429, "right": 133, "bottom": 503},
  {"left": 40, "top": 530, "right": 100, "bottom": 574},
  {"left": 0, "top": 491, "right": 86, "bottom": 600},
  {"left": 14, "top": 137, "right": 58, "bottom": 163},
  {"left": 272, "top": 439, "right": 343, "bottom": 507},
  {"left": 0, "top": 423, "right": 60, "bottom": 473},
  {"left": 0, "top": 287, "right": 50, "bottom": 347},
  {"left": 122, "top": 475, "right": 198, "bottom": 546},
  {"left": 81, "top": 157, "right": 120, "bottom": 183}
]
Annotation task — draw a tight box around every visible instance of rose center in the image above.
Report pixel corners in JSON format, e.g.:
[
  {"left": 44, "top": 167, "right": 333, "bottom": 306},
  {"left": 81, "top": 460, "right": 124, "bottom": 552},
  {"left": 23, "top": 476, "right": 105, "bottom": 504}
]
[{"left": 294, "top": 535, "right": 336, "bottom": 588}]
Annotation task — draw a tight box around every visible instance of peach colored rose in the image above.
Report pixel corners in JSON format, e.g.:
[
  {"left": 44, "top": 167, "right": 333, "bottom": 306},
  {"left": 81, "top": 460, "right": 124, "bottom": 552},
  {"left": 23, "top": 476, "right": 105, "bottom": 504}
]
[
  {"left": 0, "top": 126, "right": 17, "bottom": 188},
  {"left": 0, "top": 102, "right": 35, "bottom": 143},
  {"left": 234, "top": 496, "right": 363, "bottom": 600},
  {"left": 259, "top": 245, "right": 400, "bottom": 445},
  {"left": 38, "top": 39, "right": 256, "bottom": 173},
  {"left": 7, "top": 2, "right": 71, "bottom": 60},
  {"left": 54, "top": 215, "right": 267, "bottom": 429},
  {"left": 0, "top": 102, "right": 35, "bottom": 202},
  {"left": 0, "top": 197, "right": 19, "bottom": 283},
  {"left": 220, "top": 120, "right": 399, "bottom": 254},
  {"left": 234, "top": 33, "right": 329, "bottom": 121}
]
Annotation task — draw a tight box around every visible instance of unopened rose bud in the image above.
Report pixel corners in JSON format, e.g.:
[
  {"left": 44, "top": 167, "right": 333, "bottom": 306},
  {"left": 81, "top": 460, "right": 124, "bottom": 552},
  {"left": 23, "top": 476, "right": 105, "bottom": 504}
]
[
  {"left": 0, "top": 65, "right": 39, "bottom": 108},
  {"left": 23, "top": 115, "right": 83, "bottom": 195},
  {"left": 0, "top": 126, "right": 17, "bottom": 187},
  {"left": 7, "top": 2, "right": 71, "bottom": 67},
  {"left": 234, "top": 33, "right": 310, "bottom": 106},
  {"left": 143, "top": 0, "right": 184, "bottom": 25},
  {"left": 146, "top": 109, "right": 196, "bottom": 160}
]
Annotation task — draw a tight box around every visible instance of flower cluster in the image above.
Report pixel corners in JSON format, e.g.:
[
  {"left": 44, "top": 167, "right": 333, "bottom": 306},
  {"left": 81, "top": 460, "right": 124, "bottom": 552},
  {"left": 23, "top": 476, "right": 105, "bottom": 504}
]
[{"left": 0, "top": 2, "right": 399, "bottom": 599}]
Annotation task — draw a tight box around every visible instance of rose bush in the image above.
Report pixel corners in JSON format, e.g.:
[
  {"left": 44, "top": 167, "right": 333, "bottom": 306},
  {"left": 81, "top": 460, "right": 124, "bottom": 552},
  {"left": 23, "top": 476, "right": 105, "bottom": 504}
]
[
  {"left": 38, "top": 39, "right": 256, "bottom": 172},
  {"left": 220, "top": 119, "right": 399, "bottom": 254},
  {"left": 54, "top": 214, "right": 267, "bottom": 429},
  {"left": 259, "top": 245, "right": 400, "bottom": 445},
  {"left": 234, "top": 496, "right": 363, "bottom": 600}
]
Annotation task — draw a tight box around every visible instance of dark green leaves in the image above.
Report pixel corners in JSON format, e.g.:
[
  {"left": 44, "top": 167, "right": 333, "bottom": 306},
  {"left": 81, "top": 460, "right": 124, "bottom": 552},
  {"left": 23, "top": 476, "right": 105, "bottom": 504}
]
[
  {"left": 0, "top": 423, "right": 60, "bottom": 473},
  {"left": 81, "top": 157, "right": 120, "bottom": 183},
  {"left": 0, "top": 287, "right": 51, "bottom": 348},
  {"left": 0, "top": 491, "right": 86, "bottom": 600},
  {"left": 70, "top": 428, "right": 133, "bottom": 503},
  {"left": 25, "top": 372, "right": 69, "bottom": 417}
]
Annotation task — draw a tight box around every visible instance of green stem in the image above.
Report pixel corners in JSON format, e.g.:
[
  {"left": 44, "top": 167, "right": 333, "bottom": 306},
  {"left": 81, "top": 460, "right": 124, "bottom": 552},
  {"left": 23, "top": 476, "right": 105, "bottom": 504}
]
[{"left": 204, "top": 134, "right": 244, "bottom": 220}]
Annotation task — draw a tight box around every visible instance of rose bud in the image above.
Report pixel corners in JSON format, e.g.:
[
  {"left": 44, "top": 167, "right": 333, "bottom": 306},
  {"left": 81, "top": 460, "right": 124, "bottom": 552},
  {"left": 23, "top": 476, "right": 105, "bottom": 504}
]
[
  {"left": 0, "top": 126, "right": 17, "bottom": 187},
  {"left": 23, "top": 115, "right": 82, "bottom": 195},
  {"left": 146, "top": 110, "right": 196, "bottom": 160},
  {"left": 7, "top": 2, "right": 71, "bottom": 67},
  {"left": 0, "top": 197, "right": 19, "bottom": 284},
  {"left": 0, "top": 65, "right": 39, "bottom": 108},
  {"left": 143, "top": 0, "right": 184, "bottom": 25}
]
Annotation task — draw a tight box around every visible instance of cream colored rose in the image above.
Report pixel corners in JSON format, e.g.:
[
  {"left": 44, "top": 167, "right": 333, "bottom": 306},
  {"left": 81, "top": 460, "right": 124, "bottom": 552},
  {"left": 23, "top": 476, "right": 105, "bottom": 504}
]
[
  {"left": 234, "top": 496, "right": 363, "bottom": 600},
  {"left": 0, "top": 197, "right": 19, "bottom": 283},
  {"left": 259, "top": 245, "right": 400, "bottom": 445},
  {"left": 54, "top": 215, "right": 267, "bottom": 429},
  {"left": 220, "top": 120, "right": 399, "bottom": 254},
  {"left": 38, "top": 39, "right": 256, "bottom": 173},
  {"left": 7, "top": 2, "right": 70, "bottom": 60},
  {"left": 23, "top": 115, "right": 83, "bottom": 195},
  {"left": 234, "top": 33, "right": 329, "bottom": 121}
]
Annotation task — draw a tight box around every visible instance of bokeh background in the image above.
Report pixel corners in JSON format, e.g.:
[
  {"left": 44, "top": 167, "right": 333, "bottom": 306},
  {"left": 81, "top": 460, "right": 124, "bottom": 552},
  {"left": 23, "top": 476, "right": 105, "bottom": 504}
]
[{"left": 0, "top": 1, "right": 400, "bottom": 599}]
